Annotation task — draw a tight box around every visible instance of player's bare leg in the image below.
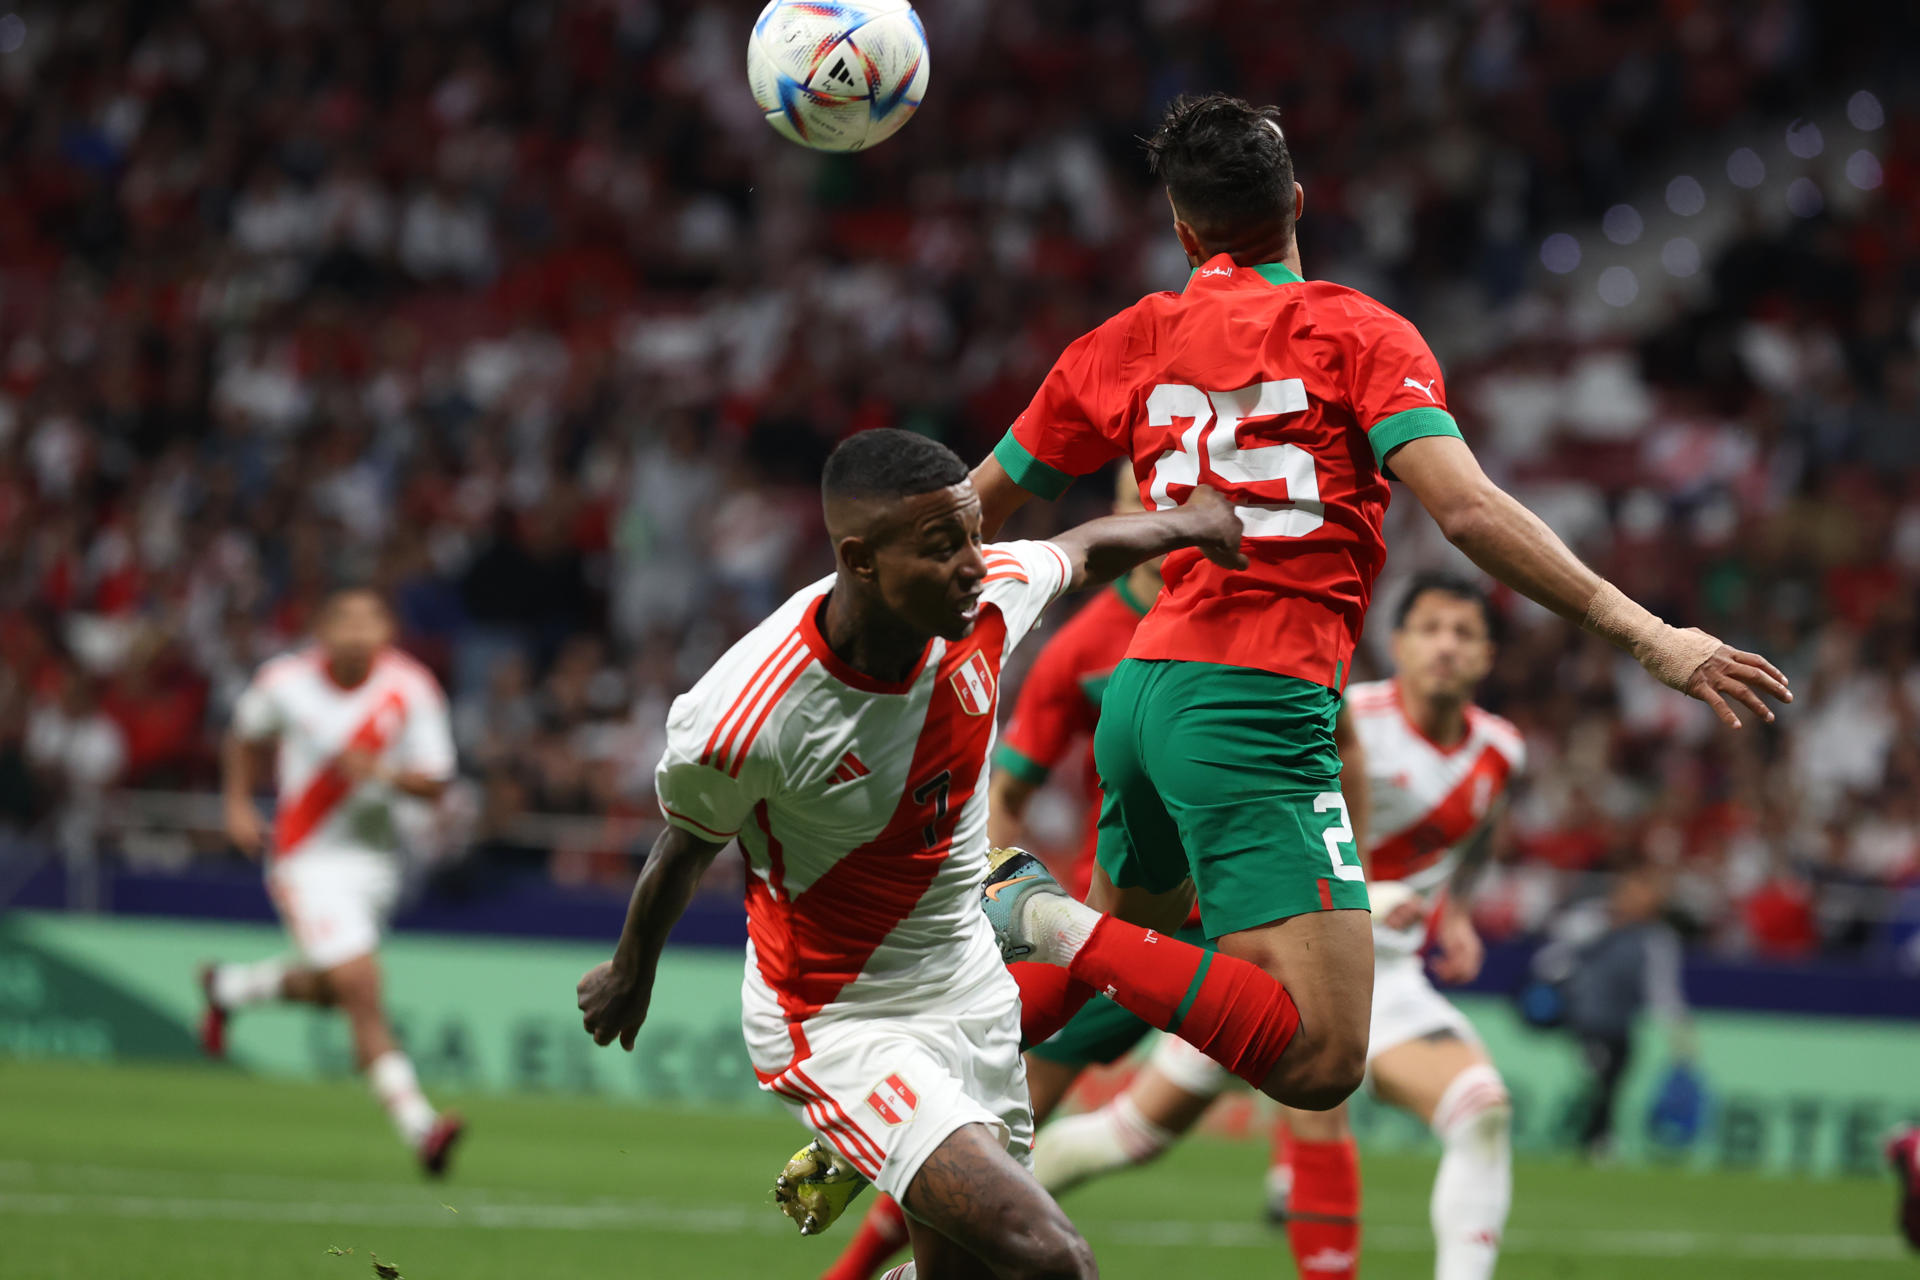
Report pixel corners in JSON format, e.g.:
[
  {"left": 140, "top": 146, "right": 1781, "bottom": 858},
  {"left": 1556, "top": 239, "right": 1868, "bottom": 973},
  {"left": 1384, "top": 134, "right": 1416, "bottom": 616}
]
[
  {"left": 887, "top": 1123, "right": 1096, "bottom": 1280},
  {"left": 1370, "top": 1032, "right": 1510, "bottom": 1280},
  {"left": 1093, "top": 867, "right": 1374, "bottom": 1109},
  {"left": 322, "top": 953, "right": 463, "bottom": 1176},
  {"left": 1215, "top": 910, "right": 1374, "bottom": 1109},
  {"left": 199, "top": 955, "right": 331, "bottom": 1056}
]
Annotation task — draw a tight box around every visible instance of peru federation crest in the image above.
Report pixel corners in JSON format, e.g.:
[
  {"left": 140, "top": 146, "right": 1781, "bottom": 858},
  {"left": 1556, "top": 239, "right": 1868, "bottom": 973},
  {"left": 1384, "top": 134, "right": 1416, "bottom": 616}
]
[
  {"left": 949, "top": 650, "right": 995, "bottom": 716},
  {"left": 866, "top": 1073, "right": 919, "bottom": 1126}
]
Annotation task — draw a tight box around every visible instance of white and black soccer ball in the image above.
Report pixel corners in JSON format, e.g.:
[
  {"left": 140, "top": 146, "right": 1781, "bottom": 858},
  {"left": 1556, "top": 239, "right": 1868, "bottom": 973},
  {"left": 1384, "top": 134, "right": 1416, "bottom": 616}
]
[{"left": 746, "top": 0, "right": 929, "bottom": 153}]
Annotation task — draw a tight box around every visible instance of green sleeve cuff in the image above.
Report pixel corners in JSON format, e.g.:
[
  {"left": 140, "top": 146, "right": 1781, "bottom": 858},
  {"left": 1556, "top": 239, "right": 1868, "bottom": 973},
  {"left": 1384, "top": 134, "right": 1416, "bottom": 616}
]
[
  {"left": 993, "top": 430, "right": 1075, "bottom": 501},
  {"left": 992, "top": 743, "right": 1052, "bottom": 785},
  {"left": 1366, "top": 406, "right": 1462, "bottom": 469}
]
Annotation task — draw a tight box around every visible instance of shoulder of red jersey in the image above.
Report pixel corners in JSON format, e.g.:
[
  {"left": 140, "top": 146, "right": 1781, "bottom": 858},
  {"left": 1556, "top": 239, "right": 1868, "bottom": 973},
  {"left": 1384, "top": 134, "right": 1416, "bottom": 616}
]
[{"left": 1466, "top": 704, "right": 1526, "bottom": 770}]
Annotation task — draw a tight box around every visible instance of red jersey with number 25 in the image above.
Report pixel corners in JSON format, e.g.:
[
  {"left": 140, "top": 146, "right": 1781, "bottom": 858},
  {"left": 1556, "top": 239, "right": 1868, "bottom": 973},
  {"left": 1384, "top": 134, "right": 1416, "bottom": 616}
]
[{"left": 993, "top": 256, "right": 1463, "bottom": 690}]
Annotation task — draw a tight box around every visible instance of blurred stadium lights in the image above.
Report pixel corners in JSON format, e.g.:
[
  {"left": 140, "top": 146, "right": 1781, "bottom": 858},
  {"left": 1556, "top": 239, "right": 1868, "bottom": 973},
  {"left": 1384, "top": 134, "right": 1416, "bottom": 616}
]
[
  {"left": 1785, "top": 119, "right": 1824, "bottom": 159},
  {"left": 1602, "top": 205, "right": 1644, "bottom": 246},
  {"left": 1539, "top": 233, "right": 1581, "bottom": 274},
  {"left": 1847, "top": 89, "right": 1885, "bottom": 131},
  {"left": 1665, "top": 176, "right": 1705, "bottom": 217},
  {"left": 1727, "top": 147, "right": 1767, "bottom": 189},
  {"left": 1786, "top": 176, "right": 1825, "bottom": 218},
  {"left": 1660, "top": 238, "right": 1701, "bottom": 279},
  {"left": 1597, "top": 266, "right": 1639, "bottom": 308},
  {"left": 1846, "top": 150, "right": 1884, "bottom": 191}
]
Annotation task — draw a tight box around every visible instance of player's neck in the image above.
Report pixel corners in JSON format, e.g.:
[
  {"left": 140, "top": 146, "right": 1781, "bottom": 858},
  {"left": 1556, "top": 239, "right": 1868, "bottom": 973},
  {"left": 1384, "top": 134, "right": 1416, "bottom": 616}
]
[
  {"left": 1400, "top": 682, "right": 1469, "bottom": 749},
  {"left": 821, "top": 587, "right": 929, "bottom": 685},
  {"left": 1205, "top": 229, "right": 1301, "bottom": 276},
  {"left": 324, "top": 656, "right": 375, "bottom": 690}
]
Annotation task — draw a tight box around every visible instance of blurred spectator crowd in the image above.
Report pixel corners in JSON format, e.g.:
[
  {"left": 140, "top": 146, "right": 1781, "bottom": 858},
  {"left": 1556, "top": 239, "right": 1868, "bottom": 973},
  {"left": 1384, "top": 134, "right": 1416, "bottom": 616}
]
[{"left": 0, "top": 0, "right": 1915, "bottom": 962}]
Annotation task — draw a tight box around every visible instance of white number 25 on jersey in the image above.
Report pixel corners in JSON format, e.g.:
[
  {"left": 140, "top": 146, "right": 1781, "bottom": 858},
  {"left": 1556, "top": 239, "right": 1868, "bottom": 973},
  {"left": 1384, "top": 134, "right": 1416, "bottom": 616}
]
[{"left": 1145, "top": 379, "right": 1324, "bottom": 538}]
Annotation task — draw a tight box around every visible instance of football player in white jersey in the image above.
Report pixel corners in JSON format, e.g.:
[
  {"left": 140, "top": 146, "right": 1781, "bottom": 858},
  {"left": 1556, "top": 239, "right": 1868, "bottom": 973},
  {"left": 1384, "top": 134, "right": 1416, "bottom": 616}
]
[
  {"left": 577, "top": 429, "right": 1248, "bottom": 1280},
  {"left": 1031, "top": 573, "right": 1520, "bottom": 1280},
  {"left": 199, "top": 586, "right": 465, "bottom": 1176}
]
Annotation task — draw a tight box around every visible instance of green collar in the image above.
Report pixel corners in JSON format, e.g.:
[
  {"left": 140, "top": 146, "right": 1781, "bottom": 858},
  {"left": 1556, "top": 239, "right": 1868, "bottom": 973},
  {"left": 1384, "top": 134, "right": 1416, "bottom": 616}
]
[
  {"left": 1112, "top": 574, "right": 1153, "bottom": 617},
  {"left": 1186, "top": 258, "right": 1302, "bottom": 290}
]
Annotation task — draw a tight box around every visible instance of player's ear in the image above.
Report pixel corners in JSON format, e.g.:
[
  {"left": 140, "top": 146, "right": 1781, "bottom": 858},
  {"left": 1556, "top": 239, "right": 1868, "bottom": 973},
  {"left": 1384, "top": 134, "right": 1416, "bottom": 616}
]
[
  {"left": 837, "top": 534, "right": 879, "bottom": 584},
  {"left": 1168, "top": 193, "right": 1204, "bottom": 266},
  {"left": 1293, "top": 181, "right": 1305, "bottom": 224}
]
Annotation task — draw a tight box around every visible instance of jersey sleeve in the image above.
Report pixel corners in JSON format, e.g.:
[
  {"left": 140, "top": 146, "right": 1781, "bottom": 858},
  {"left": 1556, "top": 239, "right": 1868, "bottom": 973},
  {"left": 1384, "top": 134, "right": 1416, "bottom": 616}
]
[
  {"left": 981, "top": 539, "right": 1073, "bottom": 648},
  {"left": 992, "top": 323, "right": 1128, "bottom": 499},
  {"left": 1346, "top": 307, "right": 1465, "bottom": 470},
  {"left": 653, "top": 688, "right": 755, "bottom": 844},
  {"left": 230, "top": 667, "right": 287, "bottom": 741},
  {"left": 397, "top": 680, "right": 457, "bottom": 782},
  {"left": 993, "top": 626, "right": 1094, "bottom": 786}
]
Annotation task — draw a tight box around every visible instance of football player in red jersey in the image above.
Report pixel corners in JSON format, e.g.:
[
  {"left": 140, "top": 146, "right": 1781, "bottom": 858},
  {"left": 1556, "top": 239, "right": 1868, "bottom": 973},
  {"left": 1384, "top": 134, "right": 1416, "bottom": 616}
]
[{"left": 969, "top": 93, "right": 1791, "bottom": 1115}]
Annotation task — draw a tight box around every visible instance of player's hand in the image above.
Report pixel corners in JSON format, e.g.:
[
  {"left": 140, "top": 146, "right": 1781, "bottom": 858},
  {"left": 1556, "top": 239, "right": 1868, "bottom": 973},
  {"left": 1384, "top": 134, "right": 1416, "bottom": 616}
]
[
  {"left": 337, "top": 748, "right": 383, "bottom": 785},
  {"left": 225, "top": 798, "right": 265, "bottom": 860},
  {"left": 577, "top": 959, "right": 651, "bottom": 1051},
  {"left": 1381, "top": 897, "right": 1426, "bottom": 931},
  {"left": 1680, "top": 640, "right": 1792, "bottom": 730},
  {"left": 1184, "top": 486, "right": 1248, "bottom": 569},
  {"left": 1429, "top": 904, "right": 1484, "bottom": 985}
]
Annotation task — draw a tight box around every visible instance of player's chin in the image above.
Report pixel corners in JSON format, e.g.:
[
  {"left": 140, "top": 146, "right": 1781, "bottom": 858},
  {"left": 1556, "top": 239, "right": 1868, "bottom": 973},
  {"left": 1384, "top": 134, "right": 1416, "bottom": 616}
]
[{"left": 935, "top": 601, "right": 982, "bottom": 641}]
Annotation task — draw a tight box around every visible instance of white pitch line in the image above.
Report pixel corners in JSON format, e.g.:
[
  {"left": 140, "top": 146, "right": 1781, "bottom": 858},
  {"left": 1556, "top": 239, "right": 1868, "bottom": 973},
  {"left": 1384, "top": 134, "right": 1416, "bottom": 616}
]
[{"left": 0, "top": 1188, "right": 1904, "bottom": 1261}]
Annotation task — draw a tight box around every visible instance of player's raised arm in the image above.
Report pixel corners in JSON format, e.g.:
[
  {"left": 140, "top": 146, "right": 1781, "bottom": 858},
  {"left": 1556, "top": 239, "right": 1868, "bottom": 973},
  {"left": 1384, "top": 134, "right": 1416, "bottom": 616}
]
[
  {"left": 1049, "top": 485, "right": 1247, "bottom": 592},
  {"left": 578, "top": 824, "right": 730, "bottom": 1051},
  {"left": 971, "top": 453, "right": 1033, "bottom": 542},
  {"left": 1387, "top": 433, "right": 1791, "bottom": 729}
]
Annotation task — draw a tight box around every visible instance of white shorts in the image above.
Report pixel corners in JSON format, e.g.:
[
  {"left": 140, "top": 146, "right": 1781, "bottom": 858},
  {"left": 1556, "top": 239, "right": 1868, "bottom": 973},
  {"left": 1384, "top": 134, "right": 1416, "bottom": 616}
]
[
  {"left": 752, "top": 969, "right": 1033, "bottom": 1202},
  {"left": 266, "top": 849, "right": 400, "bottom": 970},
  {"left": 1147, "top": 951, "right": 1481, "bottom": 1099}
]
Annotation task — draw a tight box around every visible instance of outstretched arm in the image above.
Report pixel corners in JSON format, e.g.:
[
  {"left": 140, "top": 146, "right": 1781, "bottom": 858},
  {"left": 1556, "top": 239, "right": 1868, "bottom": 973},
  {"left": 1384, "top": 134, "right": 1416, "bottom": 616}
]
[
  {"left": 1049, "top": 486, "right": 1246, "bottom": 593},
  {"left": 578, "top": 823, "right": 730, "bottom": 1050},
  {"left": 1389, "top": 434, "right": 1791, "bottom": 728}
]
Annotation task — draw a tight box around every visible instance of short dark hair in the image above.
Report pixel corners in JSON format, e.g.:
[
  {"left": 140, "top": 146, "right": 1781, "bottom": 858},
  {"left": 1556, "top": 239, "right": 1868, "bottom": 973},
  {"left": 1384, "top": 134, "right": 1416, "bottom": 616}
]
[
  {"left": 1144, "top": 94, "right": 1295, "bottom": 248},
  {"left": 821, "top": 429, "right": 968, "bottom": 503},
  {"left": 1394, "top": 571, "right": 1494, "bottom": 633}
]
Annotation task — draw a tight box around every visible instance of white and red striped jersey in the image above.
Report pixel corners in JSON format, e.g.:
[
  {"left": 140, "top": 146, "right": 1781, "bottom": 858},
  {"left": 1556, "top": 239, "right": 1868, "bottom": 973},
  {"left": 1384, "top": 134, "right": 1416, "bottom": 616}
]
[
  {"left": 232, "top": 647, "right": 456, "bottom": 860},
  {"left": 1347, "top": 677, "right": 1524, "bottom": 894},
  {"left": 654, "top": 540, "right": 1072, "bottom": 1067}
]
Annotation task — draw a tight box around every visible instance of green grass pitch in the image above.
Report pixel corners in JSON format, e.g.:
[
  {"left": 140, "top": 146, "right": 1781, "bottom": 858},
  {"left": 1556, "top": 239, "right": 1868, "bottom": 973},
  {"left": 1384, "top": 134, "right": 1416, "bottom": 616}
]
[{"left": 0, "top": 1058, "right": 1907, "bottom": 1279}]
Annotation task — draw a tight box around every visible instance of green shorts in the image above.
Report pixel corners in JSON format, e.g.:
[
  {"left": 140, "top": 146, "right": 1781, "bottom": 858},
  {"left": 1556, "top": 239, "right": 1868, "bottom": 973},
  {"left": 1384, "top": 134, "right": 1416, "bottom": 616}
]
[
  {"left": 1026, "top": 926, "right": 1212, "bottom": 1066},
  {"left": 1093, "top": 658, "right": 1370, "bottom": 938}
]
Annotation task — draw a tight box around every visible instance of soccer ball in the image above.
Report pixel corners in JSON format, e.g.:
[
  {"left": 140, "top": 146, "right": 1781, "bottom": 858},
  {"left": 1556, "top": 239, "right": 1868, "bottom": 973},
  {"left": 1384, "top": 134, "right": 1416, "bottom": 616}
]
[{"left": 746, "top": 0, "right": 930, "bottom": 153}]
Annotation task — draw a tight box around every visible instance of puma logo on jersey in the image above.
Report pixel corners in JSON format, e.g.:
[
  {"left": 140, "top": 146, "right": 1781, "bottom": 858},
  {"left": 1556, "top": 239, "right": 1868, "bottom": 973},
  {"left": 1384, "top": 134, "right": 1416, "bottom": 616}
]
[
  {"left": 827, "top": 751, "right": 870, "bottom": 786},
  {"left": 1404, "top": 376, "right": 1438, "bottom": 401}
]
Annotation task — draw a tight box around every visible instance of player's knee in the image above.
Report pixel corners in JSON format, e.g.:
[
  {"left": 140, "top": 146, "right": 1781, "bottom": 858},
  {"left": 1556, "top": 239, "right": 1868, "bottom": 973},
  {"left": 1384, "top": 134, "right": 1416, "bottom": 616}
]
[
  {"left": 1011, "top": 1219, "right": 1097, "bottom": 1280},
  {"left": 324, "top": 958, "right": 382, "bottom": 1013},
  {"left": 1433, "top": 1062, "right": 1510, "bottom": 1148},
  {"left": 1280, "top": 1038, "right": 1367, "bottom": 1112}
]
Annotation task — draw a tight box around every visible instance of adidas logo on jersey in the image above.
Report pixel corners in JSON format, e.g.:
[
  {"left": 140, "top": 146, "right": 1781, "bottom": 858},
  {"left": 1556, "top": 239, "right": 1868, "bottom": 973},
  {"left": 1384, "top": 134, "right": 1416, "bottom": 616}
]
[{"left": 827, "top": 752, "right": 870, "bottom": 787}]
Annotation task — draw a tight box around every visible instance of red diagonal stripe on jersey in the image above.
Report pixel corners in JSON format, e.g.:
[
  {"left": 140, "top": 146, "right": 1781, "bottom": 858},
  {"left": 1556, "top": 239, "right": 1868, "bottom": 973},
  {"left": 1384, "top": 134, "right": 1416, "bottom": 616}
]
[
  {"left": 703, "top": 631, "right": 802, "bottom": 768},
  {"left": 272, "top": 688, "right": 406, "bottom": 858},
  {"left": 1369, "top": 744, "right": 1512, "bottom": 883},
  {"left": 742, "top": 609, "right": 1010, "bottom": 1026},
  {"left": 714, "top": 635, "right": 807, "bottom": 774}
]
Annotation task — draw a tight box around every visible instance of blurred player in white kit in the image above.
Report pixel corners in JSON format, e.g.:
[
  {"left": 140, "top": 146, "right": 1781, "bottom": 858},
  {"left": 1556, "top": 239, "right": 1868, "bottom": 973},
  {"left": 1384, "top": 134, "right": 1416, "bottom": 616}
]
[{"left": 198, "top": 585, "right": 465, "bottom": 1176}]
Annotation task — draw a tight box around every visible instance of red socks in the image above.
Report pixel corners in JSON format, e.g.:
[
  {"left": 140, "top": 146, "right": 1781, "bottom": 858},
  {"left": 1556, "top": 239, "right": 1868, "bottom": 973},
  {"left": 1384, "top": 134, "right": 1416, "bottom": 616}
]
[
  {"left": 1064, "top": 916, "right": 1300, "bottom": 1087},
  {"left": 1286, "top": 1135, "right": 1361, "bottom": 1279},
  {"left": 820, "top": 1194, "right": 909, "bottom": 1280},
  {"left": 1007, "top": 962, "right": 1095, "bottom": 1049}
]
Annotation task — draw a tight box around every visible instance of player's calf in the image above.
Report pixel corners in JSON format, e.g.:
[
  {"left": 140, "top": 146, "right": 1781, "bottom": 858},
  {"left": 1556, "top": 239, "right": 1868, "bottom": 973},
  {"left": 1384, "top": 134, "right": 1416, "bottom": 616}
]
[{"left": 900, "top": 1123, "right": 1095, "bottom": 1280}]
